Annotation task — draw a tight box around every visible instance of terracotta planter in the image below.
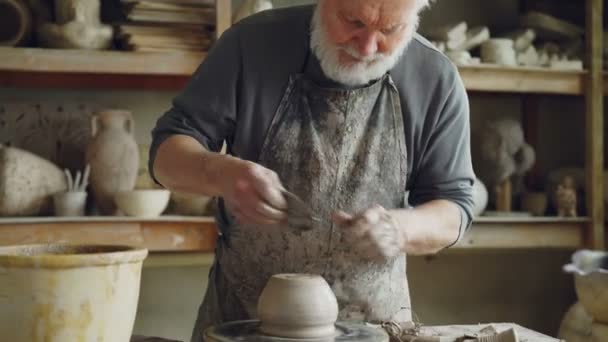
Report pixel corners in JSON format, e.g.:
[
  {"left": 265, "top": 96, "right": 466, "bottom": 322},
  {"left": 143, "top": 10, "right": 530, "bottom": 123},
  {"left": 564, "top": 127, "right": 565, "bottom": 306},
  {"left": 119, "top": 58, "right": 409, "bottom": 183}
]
[
  {"left": 0, "top": 244, "right": 148, "bottom": 342},
  {"left": 0, "top": 145, "right": 67, "bottom": 216},
  {"left": 86, "top": 110, "right": 139, "bottom": 215}
]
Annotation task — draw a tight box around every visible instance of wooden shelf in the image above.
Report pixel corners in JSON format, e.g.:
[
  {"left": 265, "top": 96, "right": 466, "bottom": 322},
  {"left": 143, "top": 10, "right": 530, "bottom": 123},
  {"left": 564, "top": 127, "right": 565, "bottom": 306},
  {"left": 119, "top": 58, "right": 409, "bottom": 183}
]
[
  {"left": 0, "top": 215, "right": 588, "bottom": 252},
  {"left": 0, "top": 216, "right": 217, "bottom": 253},
  {"left": 454, "top": 216, "right": 589, "bottom": 249},
  {"left": 458, "top": 64, "right": 586, "bottom": 95},
  {"left": 0, "top": 47, "right": 204, "bottom": 89},
  {"left": 0, "top": 47, "right": 589, "bottom": 94}
]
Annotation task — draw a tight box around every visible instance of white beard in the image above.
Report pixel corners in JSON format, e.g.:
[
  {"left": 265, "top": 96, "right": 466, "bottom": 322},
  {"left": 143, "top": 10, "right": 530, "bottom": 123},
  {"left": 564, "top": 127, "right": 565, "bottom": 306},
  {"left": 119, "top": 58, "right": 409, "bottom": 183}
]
[{"left": 310, "top": 7, "right": 417, "bottom": 87}]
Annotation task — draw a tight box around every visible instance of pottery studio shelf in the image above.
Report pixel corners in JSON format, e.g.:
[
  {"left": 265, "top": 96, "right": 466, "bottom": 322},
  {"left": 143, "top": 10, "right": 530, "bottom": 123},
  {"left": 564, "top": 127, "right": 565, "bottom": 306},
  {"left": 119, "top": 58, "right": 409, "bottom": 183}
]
[
  {"left": 0, "top": 47, "right": 589, "bottom": 94},
  {"left": 0, "top": 215, "right": 588, "bottom": 251},
  {"left": 0, "top": 216, "right": 217, "bottom": 253},
  {"left": 458, "top": 216, "right": 589, "bottom": 250}
]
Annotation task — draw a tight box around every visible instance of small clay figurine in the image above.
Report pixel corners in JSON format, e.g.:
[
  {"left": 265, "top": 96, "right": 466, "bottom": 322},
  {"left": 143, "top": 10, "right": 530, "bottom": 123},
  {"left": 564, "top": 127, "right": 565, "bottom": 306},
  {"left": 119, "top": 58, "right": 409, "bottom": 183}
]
[{"left": 556, "top": 176, "right": 577, "bottom": 217}]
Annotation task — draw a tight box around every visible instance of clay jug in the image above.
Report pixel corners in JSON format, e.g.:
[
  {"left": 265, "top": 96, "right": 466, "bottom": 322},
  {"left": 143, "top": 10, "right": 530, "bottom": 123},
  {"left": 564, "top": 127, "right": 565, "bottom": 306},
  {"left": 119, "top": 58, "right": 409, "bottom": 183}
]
[{"left": 86, "top": 110, "right": 139, "bottom": 215}]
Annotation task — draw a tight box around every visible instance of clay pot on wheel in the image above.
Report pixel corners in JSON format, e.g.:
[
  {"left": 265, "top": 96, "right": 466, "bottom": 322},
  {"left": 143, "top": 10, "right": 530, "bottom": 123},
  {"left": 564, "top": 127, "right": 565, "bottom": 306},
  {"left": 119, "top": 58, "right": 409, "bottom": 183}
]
[
  {"left": 258, "top": 274, "right": 339, "bottom": 339},
  {"left": 86, "top": 110, "right": 139, "bottom": 215}
]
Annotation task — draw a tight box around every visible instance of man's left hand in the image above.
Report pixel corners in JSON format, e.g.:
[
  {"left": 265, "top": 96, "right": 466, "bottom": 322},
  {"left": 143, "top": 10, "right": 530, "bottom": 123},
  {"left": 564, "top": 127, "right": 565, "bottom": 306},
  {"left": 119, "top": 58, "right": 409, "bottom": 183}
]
[{"left": 332, "top": 205, "right": 406, "bottom": 261}]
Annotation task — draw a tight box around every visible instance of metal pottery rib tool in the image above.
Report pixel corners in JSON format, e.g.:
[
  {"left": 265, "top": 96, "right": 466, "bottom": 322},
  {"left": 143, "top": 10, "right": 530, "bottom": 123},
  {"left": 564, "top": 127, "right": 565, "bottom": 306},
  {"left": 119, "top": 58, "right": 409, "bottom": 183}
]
[{"left": 281, "top": 189, "right": 321, "bottom": 231}]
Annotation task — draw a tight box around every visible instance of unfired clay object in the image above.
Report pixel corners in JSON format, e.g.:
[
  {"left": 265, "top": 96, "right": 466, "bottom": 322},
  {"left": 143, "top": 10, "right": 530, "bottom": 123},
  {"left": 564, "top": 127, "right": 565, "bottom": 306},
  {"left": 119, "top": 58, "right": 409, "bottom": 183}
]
[
  {"left": 564, "top": 250, "right": 608, "bottom": 324},
  {"left": 86, "top": 110, "right": 139, "bottom": 215},
  {"left": 257, "top": 274, "right": 339, "bottom": 339},
  {"left": 481, "top": 39, "right": 518, "bottom": 66},
  {"left": 0, "top": 244, "right": 147, "bottom": 342},
  {"left": 558, "top": 302, "right": 593, "bottom": 342},
  {"left": 592, "top": 323, "right": 608, "bottom": 342},
  {"left": 38, "top": 0, "right": 112, "bottom": 49},
  {"left": 0, "top": 0, "right": 32, "bottom": 46},
  {"left": 472, "top": 178, "right": 488, "bottom": 216},
  {"left": 0, "top": 145, "right": 67, "bottom": 216},
  {"left": 556, "top": 176, "right": 577, "bottom": 217},
  {"left": 472, "top": 119, "right": 536, "bottom": 200}
]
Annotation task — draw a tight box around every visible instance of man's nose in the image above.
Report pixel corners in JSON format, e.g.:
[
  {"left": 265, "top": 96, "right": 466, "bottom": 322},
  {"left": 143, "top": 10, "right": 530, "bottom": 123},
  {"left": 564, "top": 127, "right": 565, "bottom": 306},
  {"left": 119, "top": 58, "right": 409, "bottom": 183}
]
[{"left": 357, "top": 31, "right": 378, "bottom": 57}]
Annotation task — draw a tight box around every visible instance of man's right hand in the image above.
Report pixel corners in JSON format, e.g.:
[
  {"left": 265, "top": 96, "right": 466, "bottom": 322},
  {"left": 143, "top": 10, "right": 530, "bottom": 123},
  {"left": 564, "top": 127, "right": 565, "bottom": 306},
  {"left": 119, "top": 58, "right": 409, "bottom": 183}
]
[{"left": 220, "top": 159, "right": 288, "bottom": 226}]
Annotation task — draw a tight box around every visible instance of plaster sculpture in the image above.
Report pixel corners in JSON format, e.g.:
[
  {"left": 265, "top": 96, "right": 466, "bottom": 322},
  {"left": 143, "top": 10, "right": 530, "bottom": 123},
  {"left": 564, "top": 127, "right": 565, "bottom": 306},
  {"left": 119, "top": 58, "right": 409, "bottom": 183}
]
[
  {"left": 38, "top": 0, "right": 112, "bottom": 49},
  {"left": 480, "top": 39, "right": 518, "bottom": 66},
  {"left": 556, "top": 176, "right": 577, "bottom": 217},
  {"left": 472, "top": 118, "right": 536, "bottom": 208},
  {"left": 506, "top": 29, "right": 536, "bottom": 52},
  {"left": 455, "top": 26, "right": 490, "bottom": 52}
]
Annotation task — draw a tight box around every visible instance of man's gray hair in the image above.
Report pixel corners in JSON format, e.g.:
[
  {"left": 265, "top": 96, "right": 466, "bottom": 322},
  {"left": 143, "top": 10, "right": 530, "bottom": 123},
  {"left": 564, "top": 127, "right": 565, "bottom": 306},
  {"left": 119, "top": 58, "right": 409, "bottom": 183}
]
[{"left": 316, "top": 0, "right": 432, "bottom": 13}]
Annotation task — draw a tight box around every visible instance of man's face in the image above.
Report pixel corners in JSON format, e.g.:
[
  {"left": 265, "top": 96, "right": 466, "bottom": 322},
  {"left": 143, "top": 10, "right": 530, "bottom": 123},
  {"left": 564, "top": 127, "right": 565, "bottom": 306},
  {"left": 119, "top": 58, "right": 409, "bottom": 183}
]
[{"left": 311, "top": 0, "right": 422, "bottom": 86}]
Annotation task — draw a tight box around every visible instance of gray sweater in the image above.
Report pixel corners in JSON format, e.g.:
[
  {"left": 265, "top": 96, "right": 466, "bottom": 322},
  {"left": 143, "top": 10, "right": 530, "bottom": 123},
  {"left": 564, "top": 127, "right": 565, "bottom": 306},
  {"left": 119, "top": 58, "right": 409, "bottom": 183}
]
[{"left": 149, "top": 5, "right": 476, "bottom": 242}]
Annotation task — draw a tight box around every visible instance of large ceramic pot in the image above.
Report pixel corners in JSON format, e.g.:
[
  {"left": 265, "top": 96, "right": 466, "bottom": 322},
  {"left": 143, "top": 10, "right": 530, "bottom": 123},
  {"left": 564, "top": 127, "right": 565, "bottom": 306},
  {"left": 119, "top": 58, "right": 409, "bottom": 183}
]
[
  {"left": 0, "top": 244, "right": 148, "bottom": 342},
  {"left": 86, "top": 110, "right": 139, "bottom": 215}
]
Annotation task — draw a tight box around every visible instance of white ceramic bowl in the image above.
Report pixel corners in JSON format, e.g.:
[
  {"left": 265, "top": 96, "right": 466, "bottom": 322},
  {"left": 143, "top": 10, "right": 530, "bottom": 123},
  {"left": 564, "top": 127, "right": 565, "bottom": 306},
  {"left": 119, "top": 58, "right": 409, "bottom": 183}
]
[
  {"left": 114, "top": 189, "right": 170, "bottom": 217},
  {"left": 258, "top": 274, "right": 339, "bottom": 339},
  {"left": 171, "top": 192, "right": 212, "bottom": 216}
]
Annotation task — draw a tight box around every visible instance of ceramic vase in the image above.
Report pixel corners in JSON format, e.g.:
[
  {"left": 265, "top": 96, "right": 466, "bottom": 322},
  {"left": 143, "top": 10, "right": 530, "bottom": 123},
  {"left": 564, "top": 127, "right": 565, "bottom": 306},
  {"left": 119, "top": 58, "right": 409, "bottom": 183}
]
[
  {"left": 0, "top": 0, "right": 32, "bottom": 46},
  {"left": 0, "top": 244, "right": 147, "bottom": 342},
  {"left": 258, "top": 274, "right": 339, "bottom": 339},
  {"left": 0, "top": 145, "right": 67, "bottom": 216},
  {"left": 86, "top": 110, "right": 139, "bottom": 215}
]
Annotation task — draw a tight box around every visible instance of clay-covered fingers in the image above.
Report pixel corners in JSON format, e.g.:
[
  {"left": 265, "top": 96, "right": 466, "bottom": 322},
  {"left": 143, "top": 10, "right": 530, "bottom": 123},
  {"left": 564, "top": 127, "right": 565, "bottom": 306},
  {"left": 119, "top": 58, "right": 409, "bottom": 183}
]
[
  {"left": 232, "top": 178, "right": 286, "bottom": 225},
  {"left": 246, "top": 164, "right": 287, "bottom": 211}
]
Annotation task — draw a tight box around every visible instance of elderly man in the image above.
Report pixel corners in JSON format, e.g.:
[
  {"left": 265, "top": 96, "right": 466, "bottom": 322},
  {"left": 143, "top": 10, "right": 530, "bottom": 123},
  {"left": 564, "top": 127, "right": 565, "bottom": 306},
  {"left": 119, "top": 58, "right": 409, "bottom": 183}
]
[{"left": 150, "top": 0, "right": 475, "bottom": 340}]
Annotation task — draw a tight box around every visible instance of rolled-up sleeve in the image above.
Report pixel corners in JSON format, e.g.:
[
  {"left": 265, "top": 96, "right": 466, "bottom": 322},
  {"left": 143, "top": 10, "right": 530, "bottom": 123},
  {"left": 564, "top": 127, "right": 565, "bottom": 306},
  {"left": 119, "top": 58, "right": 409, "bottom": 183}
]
[
  {"left": 408, "top": 75, "right": 475, "bottom": 245},
  {"left": 148, "top": 25, "right": 242, "bottom": 183}
]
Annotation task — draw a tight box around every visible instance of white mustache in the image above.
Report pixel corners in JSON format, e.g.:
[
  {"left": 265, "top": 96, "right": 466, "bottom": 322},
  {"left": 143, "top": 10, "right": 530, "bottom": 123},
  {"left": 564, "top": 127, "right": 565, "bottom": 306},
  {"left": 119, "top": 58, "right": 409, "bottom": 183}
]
[{"left": 339, "top": 45, "right": 387, "bottom": 64}]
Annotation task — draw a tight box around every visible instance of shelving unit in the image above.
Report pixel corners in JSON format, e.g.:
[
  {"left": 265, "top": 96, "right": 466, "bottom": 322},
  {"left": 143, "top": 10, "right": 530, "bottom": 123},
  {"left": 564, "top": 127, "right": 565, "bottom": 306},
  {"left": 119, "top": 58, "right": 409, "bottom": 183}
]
[
  {"left": 0, "top": 0, "right": 603, "bottom": 251},
  {"left": 0, "top": 216, "right": 587, "bottom": 251},
  {"left": 0, "top": 48, "right": 590, "bottom": 95}
]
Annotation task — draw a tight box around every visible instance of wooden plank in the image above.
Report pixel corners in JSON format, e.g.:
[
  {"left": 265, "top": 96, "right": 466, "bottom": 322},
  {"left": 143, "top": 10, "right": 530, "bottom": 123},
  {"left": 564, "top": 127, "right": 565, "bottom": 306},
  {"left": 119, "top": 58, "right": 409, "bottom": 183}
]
[
  {"left": 0, "top": 47, "right": 204, "bottom": 75},
  {"left": 585, "top": 0, "right": 605, "bottom": 250},
  {"left": 459, "top": 65, "right": 586, "bottom": 95},
  {"left": 215, "top": 0, "right": 232, "bottom": 39},
  {"left": 454, "top": 218, "right": 587, "bottom": 249},
  {"left": 0, "top": 71, "right": 190, "bottom": 90},
  {"left": 0, "top": 218, "right": 217, "bottom": 252}
]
